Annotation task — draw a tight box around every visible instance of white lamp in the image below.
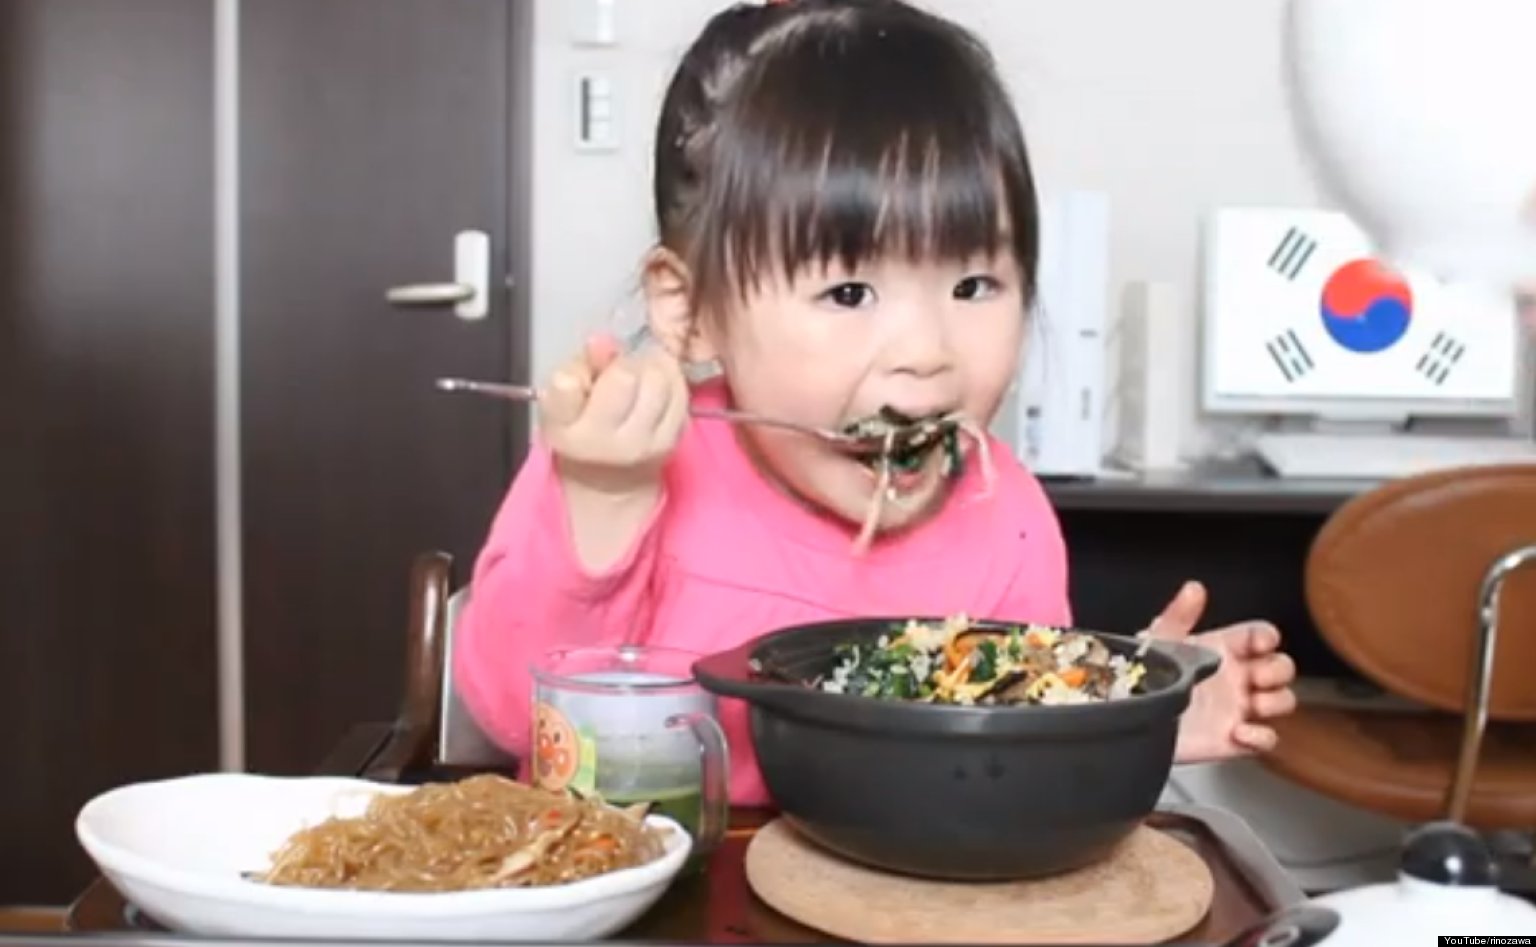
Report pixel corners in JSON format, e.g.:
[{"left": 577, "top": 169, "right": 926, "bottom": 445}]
[{"left": 1284, "top": 0, "right": 1536, "bottom": 292}]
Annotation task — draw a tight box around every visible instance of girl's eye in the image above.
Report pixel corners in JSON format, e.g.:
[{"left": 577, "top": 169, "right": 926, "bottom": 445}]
[
  {"left": 820, "top": 282, "right": 877, "bottom": 309},
  {"left": 953, "top": 275, "right": 1002, "bottom": 301}
]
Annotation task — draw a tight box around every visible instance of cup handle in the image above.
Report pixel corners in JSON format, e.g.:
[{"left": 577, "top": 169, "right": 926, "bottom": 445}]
[{"left": 665, "top": 711, "right": 730, "bottom": 858}]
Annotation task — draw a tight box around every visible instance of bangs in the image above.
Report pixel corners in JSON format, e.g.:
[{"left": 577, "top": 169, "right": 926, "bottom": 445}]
[{"left": 684, "top": 7, "right": 1038, "bottom": 310}]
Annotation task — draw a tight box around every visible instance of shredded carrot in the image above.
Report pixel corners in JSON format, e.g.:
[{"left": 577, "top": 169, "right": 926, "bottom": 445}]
[
  {"left": 943, "top": 635, "right": 979, "bottom": 671},
  {"left": 1059, "top": 667, "right": 1088, "bottom": 688},
  {"left": 934, "top": 662, "right": 970, "bottom": 696}
]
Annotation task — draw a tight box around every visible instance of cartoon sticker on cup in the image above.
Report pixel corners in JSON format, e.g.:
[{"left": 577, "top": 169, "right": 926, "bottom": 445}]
[
  {"left": 533, "top": 702, "right": 578, "bottom": 790},
  {"left": 532, "top": 645, "right": 730, "bottom": 872},
  {"left": 533, "top": 701, "right": 598, "bottom": 796}
]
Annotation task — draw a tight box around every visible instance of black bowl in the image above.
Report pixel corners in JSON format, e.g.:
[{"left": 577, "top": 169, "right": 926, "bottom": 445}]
[{"left": 693, "top": 617, "right": 1220, "bottom": 881}]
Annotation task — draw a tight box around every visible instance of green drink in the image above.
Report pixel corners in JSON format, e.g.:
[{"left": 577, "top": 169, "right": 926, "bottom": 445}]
[{"left": 605, "top": 785, "right": 705, "bottom": 840}]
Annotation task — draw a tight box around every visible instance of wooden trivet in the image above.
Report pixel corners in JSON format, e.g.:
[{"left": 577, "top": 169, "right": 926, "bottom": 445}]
[{"left": 744, "top": 818, "right": 1214, "bottom": 945}]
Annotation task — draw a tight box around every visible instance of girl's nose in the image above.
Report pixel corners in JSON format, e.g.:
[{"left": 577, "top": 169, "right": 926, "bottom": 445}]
[{"left": 883, "top": 306, "right": 952, "bottom": 379}]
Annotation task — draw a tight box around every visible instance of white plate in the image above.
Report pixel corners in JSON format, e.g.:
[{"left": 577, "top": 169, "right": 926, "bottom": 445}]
[{"left": 76, "top": 773, "right": 691, "bottom": 941}]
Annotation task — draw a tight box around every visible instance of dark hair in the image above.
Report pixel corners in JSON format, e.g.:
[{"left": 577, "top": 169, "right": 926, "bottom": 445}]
[{"left": 653, "top": 0, "right": 1040, "bottom": 318}]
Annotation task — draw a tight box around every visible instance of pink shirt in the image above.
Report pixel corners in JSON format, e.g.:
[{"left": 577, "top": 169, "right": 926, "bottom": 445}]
[{"left": 452, "top": 380, "right": 1072, "bottom": 806}]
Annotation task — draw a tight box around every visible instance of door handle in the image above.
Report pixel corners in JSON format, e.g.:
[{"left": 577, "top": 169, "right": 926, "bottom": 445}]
[
  {"left": 385, "top": 230, "right": 490, "bottom": 320},
  {"left": 386, "top": 283, "right": 475, "bottom": 305}
]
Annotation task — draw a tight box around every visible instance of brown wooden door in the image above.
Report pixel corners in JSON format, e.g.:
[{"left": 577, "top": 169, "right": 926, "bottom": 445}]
[
  {"left": 0, "top": 0, "right": 528, "bottom": 903},
  {"left": 239, "top": 0, "right": 529, "bottom": 775},
  {"left": 0, "top": 0, "right": 219, "bottom": 903}
]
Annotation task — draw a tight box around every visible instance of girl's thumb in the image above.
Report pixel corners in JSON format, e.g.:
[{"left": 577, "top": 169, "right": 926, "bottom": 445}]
[
  {"left": 1146, "top": 580, "right": 1207, "bottom": 641},
  {"left": 584, "top": 332, "right": 622, "bottom": 372}
]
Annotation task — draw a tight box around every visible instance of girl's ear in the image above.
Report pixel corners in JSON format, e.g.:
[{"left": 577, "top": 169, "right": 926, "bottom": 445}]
[{"left": 642, "top": 246, "right": 718, "bottom": 363}]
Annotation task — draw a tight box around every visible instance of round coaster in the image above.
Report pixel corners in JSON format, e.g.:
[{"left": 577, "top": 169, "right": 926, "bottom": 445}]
[{"left": 744, "top": 819, "right": 1214, "bottom": 945}]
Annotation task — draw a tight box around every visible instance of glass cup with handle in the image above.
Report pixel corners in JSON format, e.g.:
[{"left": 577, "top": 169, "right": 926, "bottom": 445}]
[{"left": 530, "top": 645, "right": 730, "bottom": 867}]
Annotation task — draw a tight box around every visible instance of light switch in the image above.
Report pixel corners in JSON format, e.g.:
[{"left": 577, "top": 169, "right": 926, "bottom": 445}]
[
  {"left": 572, "top": 0, "right": 618, "bottom": 47},
  {"left": 575, "top": 72, "right": 619, "bottom": 152}
]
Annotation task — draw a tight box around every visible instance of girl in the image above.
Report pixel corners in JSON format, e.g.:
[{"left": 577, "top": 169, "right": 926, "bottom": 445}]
[{"left": 454, "top": 0, "right": 1297, "bottom": 806}]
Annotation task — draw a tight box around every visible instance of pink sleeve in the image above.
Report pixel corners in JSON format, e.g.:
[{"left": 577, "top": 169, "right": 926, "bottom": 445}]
[
  {"left": 451, "top": 443, "right": 666, "bottom": 760},
  {"left": 998, "top": 466, "right": 1075, "bottom": 627}
]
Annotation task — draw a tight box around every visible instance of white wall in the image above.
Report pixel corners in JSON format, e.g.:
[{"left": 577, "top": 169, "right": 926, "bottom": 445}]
[{"left": 527, "top": 0, "right": 1330, "bottom": 455}]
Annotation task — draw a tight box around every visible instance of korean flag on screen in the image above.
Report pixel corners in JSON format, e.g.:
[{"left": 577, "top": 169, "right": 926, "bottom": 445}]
[{"left": 1203, "top": 207, "right": 1518, "bottom": 404}]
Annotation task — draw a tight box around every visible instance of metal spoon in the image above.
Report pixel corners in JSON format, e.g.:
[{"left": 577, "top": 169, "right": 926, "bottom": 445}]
[{"left": 434, "top": 377, "right": 868, "bottom": 447}]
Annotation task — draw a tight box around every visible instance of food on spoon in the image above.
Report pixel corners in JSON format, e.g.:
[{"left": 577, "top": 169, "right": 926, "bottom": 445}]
[
  {"left": 840, "top": 407, "right": 957, "bottom": 473},
  {"left": 841, "top": 406, "right": 995, "bottom": 554},
  {"left": 250, "top": 774, "right": 668, "bottom": 892},
  {"left": 814, "top": 615, "right": 1147, "bottom": 705}
]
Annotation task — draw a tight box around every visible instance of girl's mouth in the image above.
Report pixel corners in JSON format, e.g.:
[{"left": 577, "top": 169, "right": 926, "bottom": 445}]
[
  {"left": 840, "top": 405, "right": 997, "bottom": 556},
  {"left": 860, "top": 442, "right": 946, "bottom": 497},
  {"left": 853, "top": 445, "right": 934, "bottom": 475},
  {"left": 840, "top": 406, "right": 964, "bottom": 480}
]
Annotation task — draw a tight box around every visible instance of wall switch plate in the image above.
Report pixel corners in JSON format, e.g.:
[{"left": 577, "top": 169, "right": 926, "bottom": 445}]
[{"left": 574, "top": 72, "right": 618, "bottom": 152}]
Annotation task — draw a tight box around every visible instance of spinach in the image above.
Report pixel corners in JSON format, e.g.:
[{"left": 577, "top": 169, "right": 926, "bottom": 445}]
[{"left": 972, "top": 639, "right": 1000, "bottom": 681}]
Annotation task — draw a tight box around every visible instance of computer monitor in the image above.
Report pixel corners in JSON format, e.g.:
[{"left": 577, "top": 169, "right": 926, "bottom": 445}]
[{"left": 1200, "top": 206, "right": 1520, "bottom": 421}]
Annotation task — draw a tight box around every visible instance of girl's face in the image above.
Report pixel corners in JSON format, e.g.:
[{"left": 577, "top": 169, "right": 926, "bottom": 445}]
[{"left": 708, "top": 249, "right": 1026, "bottom": 534}]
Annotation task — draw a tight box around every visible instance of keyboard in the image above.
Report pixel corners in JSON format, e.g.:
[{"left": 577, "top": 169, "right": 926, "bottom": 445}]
[{"left": 1253, "top": 432, "right": 1536, "bottom": 480}]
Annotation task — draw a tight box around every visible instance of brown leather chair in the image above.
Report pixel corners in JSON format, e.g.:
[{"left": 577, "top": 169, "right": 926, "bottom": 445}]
[{"left": 1262, "top": 464, "right": 1536, "bottom": 836}]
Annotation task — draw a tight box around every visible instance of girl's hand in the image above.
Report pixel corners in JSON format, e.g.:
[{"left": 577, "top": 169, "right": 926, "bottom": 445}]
[
  {"left": 1145, "top": 581, "right": 1299, "bottom": 764},
  {"left": 542, "top": 332, "right": 690, "bottom": 497}
]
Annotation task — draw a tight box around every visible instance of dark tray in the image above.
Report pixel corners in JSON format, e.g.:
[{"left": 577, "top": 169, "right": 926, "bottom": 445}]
[{"left": 66, "top": 804, "right": 1303, "bottom": 945}]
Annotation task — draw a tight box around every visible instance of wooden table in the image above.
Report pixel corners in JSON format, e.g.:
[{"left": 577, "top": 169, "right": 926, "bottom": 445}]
[{"left": 67, "top": 724, "right": 1306, "bottom": 944}]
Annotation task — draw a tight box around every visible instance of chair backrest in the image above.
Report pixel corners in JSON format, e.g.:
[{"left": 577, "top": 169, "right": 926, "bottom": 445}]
[
  {"left": 394, "top": 550, "right": 514, "bottom": 774},
  {"left": 1305, "top": 463, "right": 1536, "bottom": 720},
  {"left": 436, "top": 585, "right": 517, "bottom": 767}
]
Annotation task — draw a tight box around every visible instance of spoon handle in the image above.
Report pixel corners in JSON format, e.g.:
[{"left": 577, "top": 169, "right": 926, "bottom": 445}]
[
  {"left": 434, "top": 378, "right": 537, "bottom": 401},
  {"left": 689, "top": 405, "right": 852, "bottom": 443},
  {"left": 435, "top": 376, "right": 849, "bottom": 442}
]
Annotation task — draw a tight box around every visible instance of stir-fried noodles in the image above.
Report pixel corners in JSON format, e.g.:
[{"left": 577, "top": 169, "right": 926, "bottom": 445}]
[{"left": 251, "top": 774, "right": 668, "bottom": 892}]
